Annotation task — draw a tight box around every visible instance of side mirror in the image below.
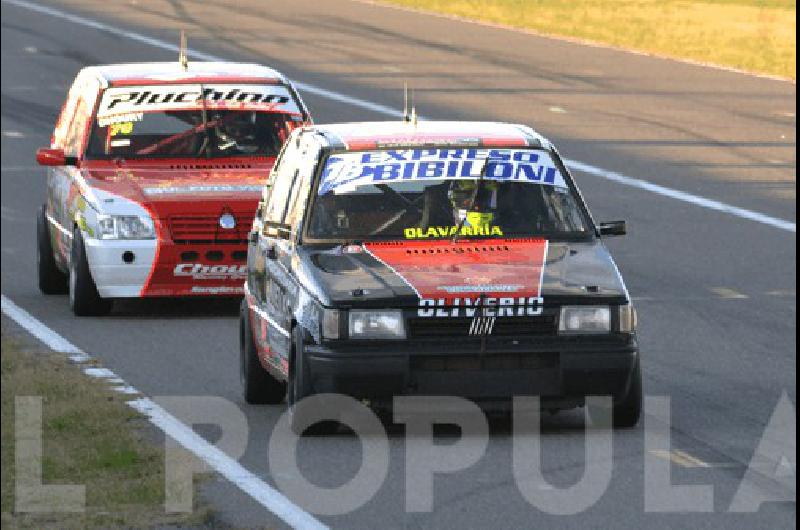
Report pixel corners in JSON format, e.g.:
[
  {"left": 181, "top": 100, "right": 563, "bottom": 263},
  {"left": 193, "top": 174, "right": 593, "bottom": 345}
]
[
  {"left": 36, "top": 147, "right": 77, "bottom": 167},
  {"left": 598, "top": 220, "right": 626, "bottom": 237},
  {"left": 263, "top": 222, "right": 291, "bottom": 240}
]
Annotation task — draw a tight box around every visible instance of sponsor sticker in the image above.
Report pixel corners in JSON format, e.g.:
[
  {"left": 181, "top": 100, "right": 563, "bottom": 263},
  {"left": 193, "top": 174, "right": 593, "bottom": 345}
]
[
  {"left": 364, "top": 238, "right": 549, "bottom": 318},
  {"left": 143, "top": 185, "right": 262, "bottom": 195},
  {"left": 417, "top": 296, "right": 544, "bottom": 318},
  {"left": 97, "top": 112, "right": 143, "bottom": 127},
  {"left": 319, "top": 148, "right": 566, "bottom": 195},
  {"left": 191, "top": 286, "right": 245, "bottom": 294},
  {"left": 174, "top": 263, "right": 247, "bottom": 280},
  {"left": 97, "top": 84, "right": 301, "bottom": 117},
  {"left": 404, "top": 225, "right": 503, "bottom": 239}
]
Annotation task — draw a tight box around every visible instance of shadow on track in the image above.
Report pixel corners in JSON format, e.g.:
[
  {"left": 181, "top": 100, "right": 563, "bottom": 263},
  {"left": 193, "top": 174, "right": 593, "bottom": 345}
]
[{"left": 109, "top": 296, "right": 241, "bottom": 318}]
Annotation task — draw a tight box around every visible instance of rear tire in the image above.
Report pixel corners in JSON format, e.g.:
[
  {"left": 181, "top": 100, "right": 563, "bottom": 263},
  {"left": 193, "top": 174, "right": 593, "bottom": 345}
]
[
  {"left": 69, "top": 228, "right": 112, "bottom": 316},
  {"left": 240, "top": 300, "right": 287, "bottom": 404},
  {"left": 37, "top": 206, "right": 68, "bottom": 294}
]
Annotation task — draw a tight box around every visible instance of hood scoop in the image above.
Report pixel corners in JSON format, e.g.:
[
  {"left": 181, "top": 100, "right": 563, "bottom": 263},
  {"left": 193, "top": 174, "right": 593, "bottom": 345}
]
[{"left": 312, "top": 253, "right": 360, "bottom": 273}]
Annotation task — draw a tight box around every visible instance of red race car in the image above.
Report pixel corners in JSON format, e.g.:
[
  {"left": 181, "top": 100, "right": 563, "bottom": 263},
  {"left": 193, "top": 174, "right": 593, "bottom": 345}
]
[{"left": 36, "top": 61, "right": 312, "bottom": 315}]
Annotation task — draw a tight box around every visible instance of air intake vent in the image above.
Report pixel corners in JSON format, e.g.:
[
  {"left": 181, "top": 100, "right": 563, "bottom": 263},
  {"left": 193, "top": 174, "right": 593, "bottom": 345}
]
[
  {"left": 169, "top": 214, "right": 252, "bottom": 244},
  {"left": 404, "top": 245, "right": 511, "bottom": 255},
  {"left": 408, "top": 316, "right": 556, "bottom": 338},
  {"left": 168, "top": 163, "right": 254, "bottom": 170}
]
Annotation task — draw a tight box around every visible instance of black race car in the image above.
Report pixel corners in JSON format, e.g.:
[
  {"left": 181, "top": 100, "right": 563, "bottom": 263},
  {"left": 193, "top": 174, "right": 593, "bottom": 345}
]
[{"left": 240, "top": 120, "right": 640, "bottom": 432}]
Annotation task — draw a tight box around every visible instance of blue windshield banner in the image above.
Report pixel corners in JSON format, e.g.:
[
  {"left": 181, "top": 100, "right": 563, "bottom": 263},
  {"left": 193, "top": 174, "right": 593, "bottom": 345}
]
[{"left": 318, "top": 148, "right": 566, "bottom": 195}]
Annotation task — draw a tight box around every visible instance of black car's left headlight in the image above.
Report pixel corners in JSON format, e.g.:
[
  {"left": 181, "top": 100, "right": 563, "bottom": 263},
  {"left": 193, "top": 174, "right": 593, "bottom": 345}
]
[{"left": 348, "top": 310, "right": 406, "bottom": 339}]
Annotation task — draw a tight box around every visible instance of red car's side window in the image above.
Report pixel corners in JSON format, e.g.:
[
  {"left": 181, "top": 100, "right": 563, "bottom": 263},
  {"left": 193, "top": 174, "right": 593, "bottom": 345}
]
[{"left": 63, "top": 98, "right": 90, "bottom": 158}]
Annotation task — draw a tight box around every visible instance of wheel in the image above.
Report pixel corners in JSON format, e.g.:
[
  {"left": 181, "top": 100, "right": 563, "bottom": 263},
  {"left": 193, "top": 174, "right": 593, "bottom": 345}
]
[
  {"left": 287, "top": 326, "right": 337, "bottom": 435},
  {"left": 69, "top": 228, "right": 112, "bottom": 316},
  {"left": 587, "top": 356, "right": 642, "bottom": 429},
  {"left": 37, "top": 205, "right": 68, "bottom": 294},
  {"left": 240, "top": 300, "right": 286, "bottom": 404},
  {"left": 612, "top": 356, "right": 642, "bottom": 428}
]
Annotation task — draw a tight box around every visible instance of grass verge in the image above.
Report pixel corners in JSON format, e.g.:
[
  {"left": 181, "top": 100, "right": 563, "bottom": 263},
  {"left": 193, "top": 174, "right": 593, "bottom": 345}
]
[
  {"left": 0, "top": 329, "right": 212, "bottom": 529},
  {"left": 374, "top": 0, "right": 796, "bottom": 79}
]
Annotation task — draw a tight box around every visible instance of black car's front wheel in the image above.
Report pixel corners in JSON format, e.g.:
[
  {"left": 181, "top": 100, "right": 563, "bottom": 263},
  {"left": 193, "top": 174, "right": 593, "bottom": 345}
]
[
  {"left": 287, "top": 326, "right": 337, "bottom": 435},
  {"left": 587, "top": 356, "right": 642, "bottom": 429},
  {"left": 612, "top": 356, "right": 642, "bottom": 428},
  {"left": 240, "top": 300, "right": 286, "bottom": 404},
  {"left": 69, "top": 228, "right": 112, "bottom": 316}
]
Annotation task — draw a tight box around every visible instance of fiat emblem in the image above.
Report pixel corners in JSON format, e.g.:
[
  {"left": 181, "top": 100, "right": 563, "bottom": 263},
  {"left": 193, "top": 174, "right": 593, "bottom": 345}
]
[{"left": 219, "top": 213, "right": 236, "bottom": 230}]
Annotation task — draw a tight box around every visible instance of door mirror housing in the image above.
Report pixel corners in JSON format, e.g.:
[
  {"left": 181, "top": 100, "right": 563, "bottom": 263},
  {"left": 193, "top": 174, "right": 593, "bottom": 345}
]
[
  {"left": 36, "top": 147, "right": 77, "bottom": 167},
  {"left": 598, "top": 220, "right": 626, "bottom": 237},
  {"left": 263, "top": 221, "right": 292, "bottom": 240}
]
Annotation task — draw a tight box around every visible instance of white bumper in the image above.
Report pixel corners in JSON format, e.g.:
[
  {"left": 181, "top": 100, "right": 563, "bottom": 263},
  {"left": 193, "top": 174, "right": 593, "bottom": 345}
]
[{"left": 83, "top": 238, "right": 157, "bottom": 298}]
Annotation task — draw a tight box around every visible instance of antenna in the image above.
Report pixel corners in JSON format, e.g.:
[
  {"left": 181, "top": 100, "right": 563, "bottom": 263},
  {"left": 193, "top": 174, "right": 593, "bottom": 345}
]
[
  {"left": 179, "top": 30, "right": 188, "bottom": 71},
  {"left": 403, "top": 82, "right": 409, "bottom": 122},
  {"left": 402, "top": 83, "right": 417, "bottom": 124}
]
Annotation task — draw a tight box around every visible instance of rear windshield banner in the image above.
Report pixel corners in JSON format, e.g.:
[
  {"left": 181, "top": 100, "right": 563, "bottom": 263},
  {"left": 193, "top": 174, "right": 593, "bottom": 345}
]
[
  {"left": 318, "top": 148, "right": 567, "bottom": 195},
  {"left": 96, "top": 84, "right": 301, "bottom": 118}
]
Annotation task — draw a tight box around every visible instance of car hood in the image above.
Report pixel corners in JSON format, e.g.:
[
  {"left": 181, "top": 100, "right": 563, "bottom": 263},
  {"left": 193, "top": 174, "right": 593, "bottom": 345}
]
[
  {"left": 79, "top": 161, "right": 272, "bottom": 218},
  {"left": 295, "top": 238, "right": 628, "bottom": 307}
]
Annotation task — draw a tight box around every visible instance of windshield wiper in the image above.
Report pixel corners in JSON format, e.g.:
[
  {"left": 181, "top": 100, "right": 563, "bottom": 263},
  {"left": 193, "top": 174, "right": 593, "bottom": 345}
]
[{"left": 451, "top": 158, "right": 489, "bottom": 244}]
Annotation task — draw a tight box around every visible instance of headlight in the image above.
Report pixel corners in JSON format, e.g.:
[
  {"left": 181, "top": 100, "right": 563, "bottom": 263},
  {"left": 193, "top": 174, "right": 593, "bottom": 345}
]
[
  {"left": 97, "top": 215, "right": 155, "bottom": 240},
  {"left": 348, "top": 310, "right": 406, "bottom": 339},
  {"left": 559, "top": 306, "right": 610, "bottom": 334},
  {"left": 618, "top": 304, "right": 637, "bottom": 333}
]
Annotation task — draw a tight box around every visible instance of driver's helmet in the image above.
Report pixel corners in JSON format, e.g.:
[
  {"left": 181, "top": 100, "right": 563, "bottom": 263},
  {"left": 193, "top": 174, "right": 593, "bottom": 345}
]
[
  {"left": 214, "top": 112, "right": 259, "bottom": 153},
  {"left": 447, "top": 179, "right": 499, "bottom": 227}
]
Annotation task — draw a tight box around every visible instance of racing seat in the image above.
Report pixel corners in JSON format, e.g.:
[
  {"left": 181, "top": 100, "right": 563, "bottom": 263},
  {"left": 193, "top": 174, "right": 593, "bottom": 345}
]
[{"left": 420, "top": 183, "right": 453, "bottom": 229}]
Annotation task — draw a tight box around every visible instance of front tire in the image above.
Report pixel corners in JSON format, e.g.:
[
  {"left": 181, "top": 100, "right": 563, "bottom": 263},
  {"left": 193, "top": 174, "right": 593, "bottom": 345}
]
[
  {"left": 37, "top": 205, "right": 68, "bottom": 294},
  {"left": 287, "top": 326, "right": 337, "bottom": 435},
  {"left": 240, "top": 300, "right": 286, "bottom": 404},
  {"left": 69, "top": 228, "right": 112, "bottom": 316},
  {"left": 612, "top": 356, "right": 642, "bottom": 428}
]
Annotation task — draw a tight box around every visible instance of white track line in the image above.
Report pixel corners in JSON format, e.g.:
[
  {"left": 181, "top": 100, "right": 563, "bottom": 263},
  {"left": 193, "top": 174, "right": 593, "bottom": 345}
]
[
  {"left": 564, "top": 158, "right": 796, "bottom": 233},
  {"left": 4, "top": 0, "right": 795, "bottom": 233},
  {"left": 0, "top": 295, "right": 328, "bottom": 530}
]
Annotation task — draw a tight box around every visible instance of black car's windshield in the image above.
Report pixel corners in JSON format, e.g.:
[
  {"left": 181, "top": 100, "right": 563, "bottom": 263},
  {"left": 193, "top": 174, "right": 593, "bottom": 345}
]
[
  {"left": 306, "top": 147, "right": 590, "bottom": 241},
  {"left": 86, "top": 83, "right": 304, "bottom": 159}
]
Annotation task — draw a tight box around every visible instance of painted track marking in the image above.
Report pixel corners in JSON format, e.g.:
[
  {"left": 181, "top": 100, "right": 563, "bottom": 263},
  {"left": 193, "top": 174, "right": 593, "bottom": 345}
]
[
  {"left": 1, "top": 294, "right": 329, "bottom": 530},
  {"left": 3, "top": 0, "right": 795, "bottom": 234}
]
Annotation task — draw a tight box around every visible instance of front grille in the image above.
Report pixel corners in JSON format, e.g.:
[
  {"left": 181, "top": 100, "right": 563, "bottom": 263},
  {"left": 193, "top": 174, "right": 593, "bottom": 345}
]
[
  {"left": 408, "top": 315, "right": 557, "bottom": 338},
  {"left": 168, "top": 215, "right": 252, "bottom": 244},
  {"left": 411, "top": 352, "right": 558, "bottom": 371}
]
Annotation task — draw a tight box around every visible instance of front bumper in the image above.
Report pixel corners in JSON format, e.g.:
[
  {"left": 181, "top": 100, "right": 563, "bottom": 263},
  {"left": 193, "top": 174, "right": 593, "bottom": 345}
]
[
  {"left": 84, "top": 238, "right": 157, "bottom": 298},
  {"left": 84, "top": 237, "right": 247, "bottom": 298},
  {"left": 304, "top": 336, "right": 639, "bottom": 406}
]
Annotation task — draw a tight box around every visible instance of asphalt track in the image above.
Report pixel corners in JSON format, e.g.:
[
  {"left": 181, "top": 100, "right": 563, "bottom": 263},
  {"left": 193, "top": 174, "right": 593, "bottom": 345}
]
[{"left": 1, "top": 1, "right": 796, "bottom": 528}]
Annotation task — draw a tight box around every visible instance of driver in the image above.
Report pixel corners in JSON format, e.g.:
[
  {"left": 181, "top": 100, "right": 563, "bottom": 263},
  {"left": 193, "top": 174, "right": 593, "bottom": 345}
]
[
  {"left": 447, "top": 179, "right": 500, "bottom": 228},
  {"left": 213, "top": 112, "right": 260, "bottom": 154}
]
